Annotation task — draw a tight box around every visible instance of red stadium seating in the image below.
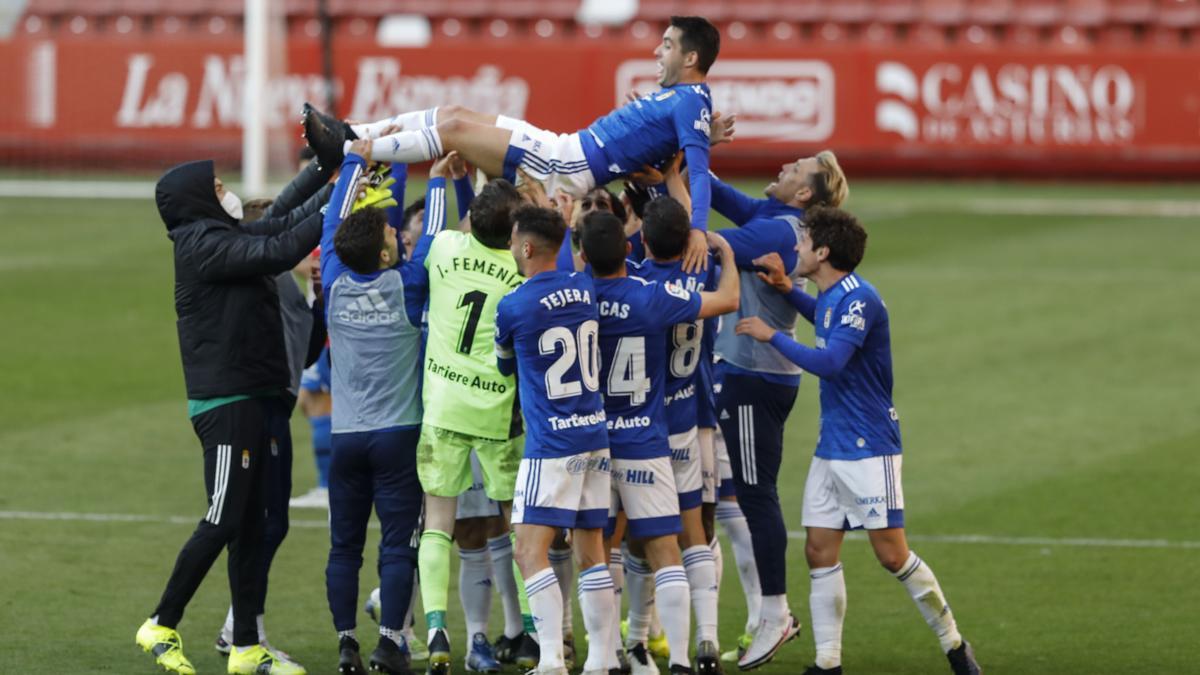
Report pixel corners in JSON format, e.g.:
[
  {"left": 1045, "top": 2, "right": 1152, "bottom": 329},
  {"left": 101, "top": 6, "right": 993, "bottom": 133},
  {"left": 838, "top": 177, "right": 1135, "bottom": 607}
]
[{"left": 9, "top": 0, "right": 1200, "bottom": 49}]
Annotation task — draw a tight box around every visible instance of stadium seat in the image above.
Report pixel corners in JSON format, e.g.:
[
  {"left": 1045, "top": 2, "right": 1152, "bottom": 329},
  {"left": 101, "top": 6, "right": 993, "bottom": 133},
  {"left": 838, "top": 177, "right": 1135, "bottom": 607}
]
[
  {"left": 1096, "top": 22, "right": 1138, "bottom": 43},
  {"left": 1063, "top": 0, "right": 1109, "bottom": 25},
  {"left": 1108, "top": 0, "right": 1157, "bottom": 22},
  {"left": 1157, "top": 0, "right": 1200, "bottom": 27},
  {"left": 827, "top": 0, "right": 874, "bottom": 24},
  {"left": 908, "top": 20, "right": 953, "bottom": 43},
  {"left": 1012, "top": 0, "right": 1064, "bottom": 26},
  {"left": 623, "top": 18, "right": 661, "bottom": 42},
  {"left": 777, "top": 0, "right": 828, "bottom": 23},
  {"left": 967, "top": 0, "right": 1014, "bottom": 24},
  {"left": 812, "top": 21, "right": 850, "bottom": 43},
  {"left": 921, "top": 0, "right": 969, "bottom": 25},
  {"left": 957, "top": 22, "right": 1000, "bottom": 45},
  {"left": 876, "top": 0, "right": 920, "bottom": 23},
  {"left": 1001, "top": 21, "right": 1043, "bottom": 43},
  {"left": 765, "top": 20, "right": 800, "bottom": 42},
  {"left": 721, "top": 20, "right": 762, "bottom": 43},
  {"left": 1049, "top": 23, "right": 1094, "bottom": 46},
  {"left": 861, "top": 20, "right": 901, "bottom": 44}
]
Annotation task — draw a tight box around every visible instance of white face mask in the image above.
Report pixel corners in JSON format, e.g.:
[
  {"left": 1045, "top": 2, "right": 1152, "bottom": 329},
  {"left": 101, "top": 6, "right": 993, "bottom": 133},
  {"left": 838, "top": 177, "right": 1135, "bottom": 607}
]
[{"left": 220, "top": 189, "right": 244, "bottom": 220}]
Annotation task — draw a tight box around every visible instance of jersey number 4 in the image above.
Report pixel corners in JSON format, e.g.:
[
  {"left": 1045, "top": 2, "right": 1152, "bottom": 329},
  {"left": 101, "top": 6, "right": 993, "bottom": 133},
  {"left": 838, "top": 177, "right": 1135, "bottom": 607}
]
[{"left": 540, "top": 320, "right": 601, "bottom": 399}]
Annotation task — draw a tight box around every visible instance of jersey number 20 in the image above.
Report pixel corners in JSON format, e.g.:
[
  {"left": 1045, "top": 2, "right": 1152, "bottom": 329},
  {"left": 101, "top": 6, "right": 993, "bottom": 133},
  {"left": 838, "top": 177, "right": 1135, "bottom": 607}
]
[{"left": 540, "top": 320, "right": 601, "bottom": 399}]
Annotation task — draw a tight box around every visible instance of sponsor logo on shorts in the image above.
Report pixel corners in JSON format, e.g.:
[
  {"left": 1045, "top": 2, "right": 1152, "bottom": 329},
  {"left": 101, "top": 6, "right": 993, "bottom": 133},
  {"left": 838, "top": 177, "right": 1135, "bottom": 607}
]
[
  {"left": 566, "top": 454, "right": 611, "bottom": 475},
  {"left": 620, "top": 468, "right": 656, "bottom": 485},
  {"left": 670, "top": 447, "right": 691, "bottom": 462},
  {"left": 855, "top": 495, "right": 887, "bottom": 506}
]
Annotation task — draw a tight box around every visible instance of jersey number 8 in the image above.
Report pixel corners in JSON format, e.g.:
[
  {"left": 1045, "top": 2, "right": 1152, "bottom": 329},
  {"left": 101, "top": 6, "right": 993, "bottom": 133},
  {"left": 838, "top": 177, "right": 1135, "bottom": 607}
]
[{"left": 540, "top": 320, "right": 601, "bottom": 399}]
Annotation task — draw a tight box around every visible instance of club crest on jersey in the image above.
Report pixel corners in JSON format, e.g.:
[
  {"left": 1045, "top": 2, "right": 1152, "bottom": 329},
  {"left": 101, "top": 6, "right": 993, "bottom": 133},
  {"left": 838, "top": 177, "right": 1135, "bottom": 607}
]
[
  {"left": 694, "top": 108, "right": 711, "bottom": 136},
  {"left": 823, "top": 308, "right": 832, "bottom": 328},
  {"left": 241, "top": 449, "right": 250, "bottom": 469}
]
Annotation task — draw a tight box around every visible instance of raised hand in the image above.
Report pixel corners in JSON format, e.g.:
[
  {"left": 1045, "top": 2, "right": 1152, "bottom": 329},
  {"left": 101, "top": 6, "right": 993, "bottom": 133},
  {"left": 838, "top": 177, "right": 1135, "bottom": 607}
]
[
  {"left": 735, "top": 316, "right": 776, "bottom": 342},
  {"left": 753, "top": 252, "right": 792, "bottom": 293},
  {"left": 710, "top": 111, "right": 736, "bottom": 147}
]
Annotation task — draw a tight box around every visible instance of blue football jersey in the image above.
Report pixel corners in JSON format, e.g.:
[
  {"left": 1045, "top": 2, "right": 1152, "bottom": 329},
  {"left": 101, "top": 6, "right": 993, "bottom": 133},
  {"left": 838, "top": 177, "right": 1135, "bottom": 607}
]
[
  {"left": 812, "top": 273, "right": 902, "bottom": 460},
  {"left": 628, "top": 258, "right": 714, "bottom": 435},
  {"left": 593, "top": 275, "right": 703, "bottom": 459},
  {"left": 582, "top": 83, "right": 712, "bottom": 180},
  {"left": 495, "top": 271, "right": 609, "bottom": 459}
]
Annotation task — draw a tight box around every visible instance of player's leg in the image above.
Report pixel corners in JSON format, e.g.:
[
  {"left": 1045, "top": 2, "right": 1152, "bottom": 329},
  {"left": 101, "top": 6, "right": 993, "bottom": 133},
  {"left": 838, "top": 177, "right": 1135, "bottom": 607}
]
[
  {"left": 415, "top": 426, "right": 476, "bottom": 673},
  {"left": 348, "top": 104, "right": 500, "bottom": 140},
  {"left": 367, "top": 427, "right": 423, "bottom": 673},
  {"left": 454, "top": 449, "right": 500, "bottom": 673},
  {"left": 712, "top": 422, "right": 761, "bottom": 661},
  {"left": 672, "top": 428, "right": 720, "bottom": 668},
  {"left": 247, "top": 400, "right": 293, "bottom": 651},
  {"left": 719, "top": 375, "right": 801, "bottom": 671},
  {"left": 486, "top": 515, "right": 527, "bottom": 659},
  {"left": 548, "top": 529, "right": 577, "bottom": 667},
  {"left": 324, "top": 431, "right": 375, "bottom": 673},
  {"left": 804, "top": 526, "right": 847, "bottom": 675},
  {"left": 138, "top": 401, "right": 266, "bottom": 674},
  {"left": 854, "top": 456, "right": 980, "bottom": 674},
  {"left": 570, "top": 449, "right": 617, "bottom": 673},
  {"left": 623, "top": 455, "right": 691, "bottom": 672},
  {"left": 362, "top": 118, "right": 512, "bottom": 176}
]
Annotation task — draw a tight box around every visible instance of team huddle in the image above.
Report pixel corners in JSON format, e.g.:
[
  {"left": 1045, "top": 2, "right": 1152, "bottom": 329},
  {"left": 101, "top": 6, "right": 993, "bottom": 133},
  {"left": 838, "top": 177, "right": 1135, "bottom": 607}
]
[{"left": 137, "top": 15, "right": 981, "bottom": 675}]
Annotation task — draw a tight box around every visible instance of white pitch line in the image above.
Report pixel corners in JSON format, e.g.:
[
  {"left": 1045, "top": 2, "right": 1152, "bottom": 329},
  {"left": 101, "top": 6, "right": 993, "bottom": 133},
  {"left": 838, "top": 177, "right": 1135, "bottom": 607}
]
[{"left": 2, "top": 509, "right": 1197, "bottom": 550}]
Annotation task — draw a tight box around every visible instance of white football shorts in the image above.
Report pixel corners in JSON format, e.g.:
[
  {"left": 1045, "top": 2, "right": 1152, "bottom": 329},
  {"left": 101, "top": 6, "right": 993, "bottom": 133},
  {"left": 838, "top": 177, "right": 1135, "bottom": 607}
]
[
  {"left": 802, "top": 454, "right": 905, "bottom": 531},
  {"left": 511, "top": 449, "right": 611, "bottom": 530}
]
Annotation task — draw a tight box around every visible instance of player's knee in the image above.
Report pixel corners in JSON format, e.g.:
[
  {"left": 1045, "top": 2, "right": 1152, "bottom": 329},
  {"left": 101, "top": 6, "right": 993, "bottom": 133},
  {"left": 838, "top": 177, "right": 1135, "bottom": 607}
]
[
  {"left": 805, "top": 539, "right": 837, "bottom": 568},
  {"left": 437, "top": 116, "right": 468, "bottom": 141},
  {"left": 873, "top": 546, "right": 908, "bottom": 573},
  {"left": 439, "top": 104, "right": 466, "bottom": 121},
  {"left": 455, "top": 518, "right": 489, "bottom": 549}
]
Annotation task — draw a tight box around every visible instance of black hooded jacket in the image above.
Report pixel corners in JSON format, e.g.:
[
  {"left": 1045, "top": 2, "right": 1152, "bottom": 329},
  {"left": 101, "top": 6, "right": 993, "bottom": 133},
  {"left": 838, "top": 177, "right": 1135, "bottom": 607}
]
[{"left": 157, "top": 159, "right": 325, "bottom": 400}]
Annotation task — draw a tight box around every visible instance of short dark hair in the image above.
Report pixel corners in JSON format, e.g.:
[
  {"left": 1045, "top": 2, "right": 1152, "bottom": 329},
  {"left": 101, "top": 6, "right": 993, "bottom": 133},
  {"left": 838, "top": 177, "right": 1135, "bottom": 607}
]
[
  {"left": 241, "top": 198, "right": 274, "bottom": 223},
  {"left": 641, "top": 196, "right": 690, "bottom": 260},
  {"left": 402, "top": 197, "right": 425, "bottom": 232},
  {"left": 580, "top": 211, "right": 627, "bottom": 276},
  {"left": 470, "top": 179, "right": 522, "bottom": 249},
  {"left": 669, "top": 16, "right": 721, "bottom": 74},
  {"left": 582, "top": 187, "right": 627, "bottom": 225},
  {"left": 334, "top": 206, "right": 387, "bottom": 274},
  {"left": 513, "top": 205, "right": 567, "bottom": 251},
  {"left": 805, "top": 206, "right": 867, "bottom": 273}
]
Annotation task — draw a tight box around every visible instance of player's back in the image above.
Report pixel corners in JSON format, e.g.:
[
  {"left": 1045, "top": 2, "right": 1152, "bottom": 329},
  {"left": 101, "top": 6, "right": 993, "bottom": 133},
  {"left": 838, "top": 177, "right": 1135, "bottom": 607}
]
[
  {"left": 423, "top": 229, "right": 524, "bottom": 439},
  {"left": 629, "top": 258, "right": 711, "bottom": 436},
  {"left": 496, "top": 271, "right": 607, "bottom": 458},
  {"left": 592, "top": 274, "right": 702, "bottom": 459},
  {"left": 584, "top": 83, "right": 712, "bottom": 179},
  {"left": 813, "top": 273, "right": 900, "bottom": 460},
  {"left": 326, "top": 268, "right": 423, "bottom": 433}
]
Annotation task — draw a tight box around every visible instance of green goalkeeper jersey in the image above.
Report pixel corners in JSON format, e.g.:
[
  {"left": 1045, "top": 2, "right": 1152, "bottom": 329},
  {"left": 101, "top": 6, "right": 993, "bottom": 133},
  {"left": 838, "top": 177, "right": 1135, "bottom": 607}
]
[{"left": 423, "top": 230, "right": 523, "bottom": 440}]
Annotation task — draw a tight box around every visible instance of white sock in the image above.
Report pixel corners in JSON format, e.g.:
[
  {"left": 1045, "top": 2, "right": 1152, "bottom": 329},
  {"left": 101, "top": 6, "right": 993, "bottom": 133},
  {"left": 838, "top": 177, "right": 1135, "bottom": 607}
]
[
  {"left": 717, "top": 500, "right": 762, "bottom": 633},
  {"left": 458, "top": 546, "right": 493, "bottom": 640},
  {"left": 495, "top": 114, "right": 523, "bottom": 131},
  {"left": 608, "top": 548, "right": 625, "bottom": 660},
  {"left": 255, "top": 614, "right": 266, "bottom": 644},
  {"left": 683, "top": 545, "right": 720, "bottom": 646},
  {"left": 338, "top": 629, "right": 356, "bottom": 641},
  {"left": 623, "top": 552, "right": 653, "bottom": 644},
  {"left": 711, "top": 535, "right": 724, "bottom": 591},
  {"left": 347, "top": 127, "right": 443, "bottom": 164},
  {"left": 380, "top": 625, "right": 407, "bottom": 649},
  {"left": 220, "top": 606, "right": 234, "bottom": 643},
  {"left": 488, "top": 534, "right": 524, "bottom": 639},
  {"left": 577, "top": 564, "right": 616, "bottom": 671},
  {"left": 525, "top": 568, "right": 565, "bottom": 669},
  {"left": 895, "top": 551, "right": 963, "bottom": 653},
  {"left": 549, "top": 547, "right": 575, "bottom": 635},
  {"left": 810, "top": 563, "right": 846, "bottom": 669},
  {"left": 350, "top": 107, "right": 439, "bottom": 139},
  {"left": 760, "top": 593, "right": 789, "bottom": 625},
  {"left": 654, "top": 565, "right": 692, "bottom": 668}
]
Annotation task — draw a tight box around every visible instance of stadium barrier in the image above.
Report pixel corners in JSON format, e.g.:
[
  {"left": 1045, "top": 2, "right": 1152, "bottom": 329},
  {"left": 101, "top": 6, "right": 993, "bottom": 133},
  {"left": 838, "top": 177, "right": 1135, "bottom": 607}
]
[{"left": 1, "top": 38, "right": 1198, "bottom": 177}]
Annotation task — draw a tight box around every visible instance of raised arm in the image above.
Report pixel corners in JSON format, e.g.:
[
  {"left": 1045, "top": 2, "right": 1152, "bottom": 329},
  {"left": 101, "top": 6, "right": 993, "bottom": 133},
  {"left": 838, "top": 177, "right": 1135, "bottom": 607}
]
[
  {"left": 709, "top": 173, "right": 768, "bottom": 226},
  {"left": 261, "top": 158, "right": 331, "bottom": 220},
  {"left": 735, "top": 318, "right": 856, "bottom": 379},
  {"left": 696, "top": 231, "right": 740, "bottom": 319},
  {"left": 385, "top": 162, "right": 409, "bottom": 232},
  {"left": 754, "top": 252, "right": 815, "bottom": 323},
  {"left": 450, "top": 153, "right": 474, "bottom": 221},
  {"left": 318, "top": 149, "right": 370, "bottom": 299}
]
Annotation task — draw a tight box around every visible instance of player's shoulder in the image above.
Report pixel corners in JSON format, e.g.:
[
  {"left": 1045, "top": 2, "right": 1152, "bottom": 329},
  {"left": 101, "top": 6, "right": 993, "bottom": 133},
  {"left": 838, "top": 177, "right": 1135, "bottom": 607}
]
[{"left": 835, "top": 274, "right": 885, "bottom": 314}]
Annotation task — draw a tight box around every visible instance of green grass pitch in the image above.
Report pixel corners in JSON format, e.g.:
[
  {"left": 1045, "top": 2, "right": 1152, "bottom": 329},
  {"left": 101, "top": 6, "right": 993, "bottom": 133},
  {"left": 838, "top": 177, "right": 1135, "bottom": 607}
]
[{"left": 1, "top": 178, "right": 1199, "bottom": 673}]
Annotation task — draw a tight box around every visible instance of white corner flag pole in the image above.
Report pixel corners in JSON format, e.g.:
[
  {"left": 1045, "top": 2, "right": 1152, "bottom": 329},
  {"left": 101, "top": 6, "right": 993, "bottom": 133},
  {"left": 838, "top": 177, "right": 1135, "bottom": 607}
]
[{"left": 242, "top": 0, "right": 268, "bottom": 198}]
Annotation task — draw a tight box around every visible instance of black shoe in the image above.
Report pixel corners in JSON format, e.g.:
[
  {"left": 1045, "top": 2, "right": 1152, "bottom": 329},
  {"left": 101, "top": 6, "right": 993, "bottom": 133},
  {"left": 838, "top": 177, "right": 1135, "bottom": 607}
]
[
  {"left": 369, "top": 635, "right": 413, "bottom": 674},
  {"left": 670, "top": 665, "right": 695, "bottom": 674},
  {"left": 696, "top": 639, "right": 723, "bottom": 675},
  {"left": 514, "top": 631, "right": 540, "bottom": 671},
  {"left": 425, "top": 628, "right": 451, "bottom": 675},
  {"left": 302, "top": 102, "right": 348, "bottom": 171},
  {"left": 802, "top": 666, "right": 842, "bottom": 675},
  {"left": 339, "top": 636, "right": 366, "bottom": 674},
  {"left": 304, "top": 102, "right": 358, "bottom": 142},
  {"left": 492, "top": 633, "right": 519, "bottom": 664},
  {"left": 627, "top": 642, "right": 655, "bottom": 671},
  {"left": 947, "top": 641, "right": 982, "bottom": 675}
]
